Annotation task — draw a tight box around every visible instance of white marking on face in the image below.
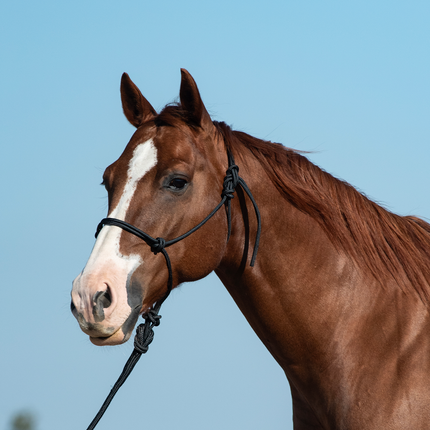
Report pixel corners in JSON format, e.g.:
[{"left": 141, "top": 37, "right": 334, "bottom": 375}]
[
  {"left": 72, "top": 139, "right": 158, "bottom": 331},
  {"left": 86, "top": 138, "right": 157, "bottom": 270}
]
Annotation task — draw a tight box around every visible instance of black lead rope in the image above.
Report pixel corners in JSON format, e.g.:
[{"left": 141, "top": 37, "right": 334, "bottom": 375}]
[{"left": 86, "top": 151, "right": 261, "bottom": 430}]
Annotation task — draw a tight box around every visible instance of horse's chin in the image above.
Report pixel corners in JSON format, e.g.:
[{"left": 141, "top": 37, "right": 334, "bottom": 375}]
[
  {"left": 88, "top": 306, "right": 141, "bottom": 346},
  {"left": 90, "top": 327, "right": 133, "bottom": 346}
]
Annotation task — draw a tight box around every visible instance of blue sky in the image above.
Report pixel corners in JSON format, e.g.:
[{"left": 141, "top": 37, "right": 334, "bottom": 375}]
[{"left": 1, "top": 1, "right": 429, "bottom": 429}]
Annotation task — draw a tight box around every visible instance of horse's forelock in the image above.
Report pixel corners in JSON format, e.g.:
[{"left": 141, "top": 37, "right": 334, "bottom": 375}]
[{"left": 155, "top": 104, "right": 200, "bottom": 130}]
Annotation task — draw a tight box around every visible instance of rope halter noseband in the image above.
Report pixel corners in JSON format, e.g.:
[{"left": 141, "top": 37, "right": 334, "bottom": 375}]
[{"left": 86, "top": 150, "right": 261, "bottom": 430}]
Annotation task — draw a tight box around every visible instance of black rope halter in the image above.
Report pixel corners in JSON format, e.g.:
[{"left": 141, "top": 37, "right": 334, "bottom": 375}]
[{"left": 86, "top": 150, "right": 261, "bottom": 430}]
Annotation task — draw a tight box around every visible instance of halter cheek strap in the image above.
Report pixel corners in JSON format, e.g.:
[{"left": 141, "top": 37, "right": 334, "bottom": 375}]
[{"left": 86, "top": 151, "right": 261, "bottom": 430}]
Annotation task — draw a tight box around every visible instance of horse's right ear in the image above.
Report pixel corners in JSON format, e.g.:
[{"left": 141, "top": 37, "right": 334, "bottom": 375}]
[{"left": 120, "top": 73, "right": 156, "bottom": 128}]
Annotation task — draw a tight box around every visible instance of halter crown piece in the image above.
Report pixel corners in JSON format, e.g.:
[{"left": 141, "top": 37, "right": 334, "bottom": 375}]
[{"left": 86, "top": 151, "right": 261, "bottom": 430}]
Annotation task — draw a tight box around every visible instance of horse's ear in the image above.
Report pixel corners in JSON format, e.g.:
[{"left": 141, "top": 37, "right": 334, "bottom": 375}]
[
  {"left": 179, "top": 69, "right": 212, "bottom": 129},
  {"left": 120, "top": 73, "right": 156, "bottom": 128}
]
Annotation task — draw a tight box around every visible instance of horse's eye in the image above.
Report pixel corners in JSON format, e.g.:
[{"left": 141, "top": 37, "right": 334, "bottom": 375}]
[{"left": 169, "top": 178, "right": 188, "bottom": 190}]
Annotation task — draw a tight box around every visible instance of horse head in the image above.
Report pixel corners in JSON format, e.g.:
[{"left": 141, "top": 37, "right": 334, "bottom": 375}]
[{"left": 71, "top": 70, "right": 233, "bottom": 345}]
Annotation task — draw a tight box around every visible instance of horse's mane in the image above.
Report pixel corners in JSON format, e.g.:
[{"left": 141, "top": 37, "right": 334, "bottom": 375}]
[{"left": 214, "top": 121, "right": 430, "bottom": 303}]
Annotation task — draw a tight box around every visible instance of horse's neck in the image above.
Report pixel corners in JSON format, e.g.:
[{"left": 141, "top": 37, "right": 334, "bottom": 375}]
[
  {"left": 215, "top": 154, "right": 373, "bottom": 412},
  {"left": 216, "top": 155, "right": 360, "bottom": 364}
]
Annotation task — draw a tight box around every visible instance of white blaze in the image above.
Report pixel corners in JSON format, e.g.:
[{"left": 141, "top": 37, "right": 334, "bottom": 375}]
[{"left": 86, "top": 138, "right": 158, "bottom": 272}]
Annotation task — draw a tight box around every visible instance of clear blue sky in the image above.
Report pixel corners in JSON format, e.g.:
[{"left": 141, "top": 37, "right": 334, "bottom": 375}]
[{"left": 1, "top": 1, "right": 429, "bottom": 429}]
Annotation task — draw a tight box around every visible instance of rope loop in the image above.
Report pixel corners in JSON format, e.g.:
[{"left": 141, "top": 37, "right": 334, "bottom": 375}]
[{"left": 151, "top": 237, "right": 166, "bottom": 255}]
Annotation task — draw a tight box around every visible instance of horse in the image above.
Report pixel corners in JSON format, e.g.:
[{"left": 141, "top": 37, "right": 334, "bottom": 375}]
[{"left": 71, "top": 69, "right": 430, "bottom": 429}]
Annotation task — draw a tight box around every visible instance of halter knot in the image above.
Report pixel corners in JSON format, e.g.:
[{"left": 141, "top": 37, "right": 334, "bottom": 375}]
[
  {"left": 143, "top": 309, "right": 162, "bottom": 326},
  {"left": 133, "top": 322, "right": 155, "bottom": 354},
  {"left": 222, "top": 164, "right": 240, "bottom": 200},
  {"left": 151, "top": 237, "right": 166, "bottom": 255}
]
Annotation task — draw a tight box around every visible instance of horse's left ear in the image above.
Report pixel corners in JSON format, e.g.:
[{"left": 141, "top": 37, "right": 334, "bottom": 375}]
[{"left": 180, "top": 69, "right": 212, "bottom": 130}]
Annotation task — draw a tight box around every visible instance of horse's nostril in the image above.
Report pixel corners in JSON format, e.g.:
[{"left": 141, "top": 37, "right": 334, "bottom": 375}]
[
  {"left": 100, "top": 288, "right": 112, "bottom": 308},
  {"left": 93, "top": 289, "right": 112, "bottom": 309},
  {"left": 92, "top": 288, "right": 113, "bottom": 323},
  {"left": 70, "top": 300, "right": 77, "bottom": 315}
]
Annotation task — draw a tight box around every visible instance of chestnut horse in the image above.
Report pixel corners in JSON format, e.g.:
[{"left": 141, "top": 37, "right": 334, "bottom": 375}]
[{"left": 71, "top": 70, "right": 430, "bottom": 429}]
